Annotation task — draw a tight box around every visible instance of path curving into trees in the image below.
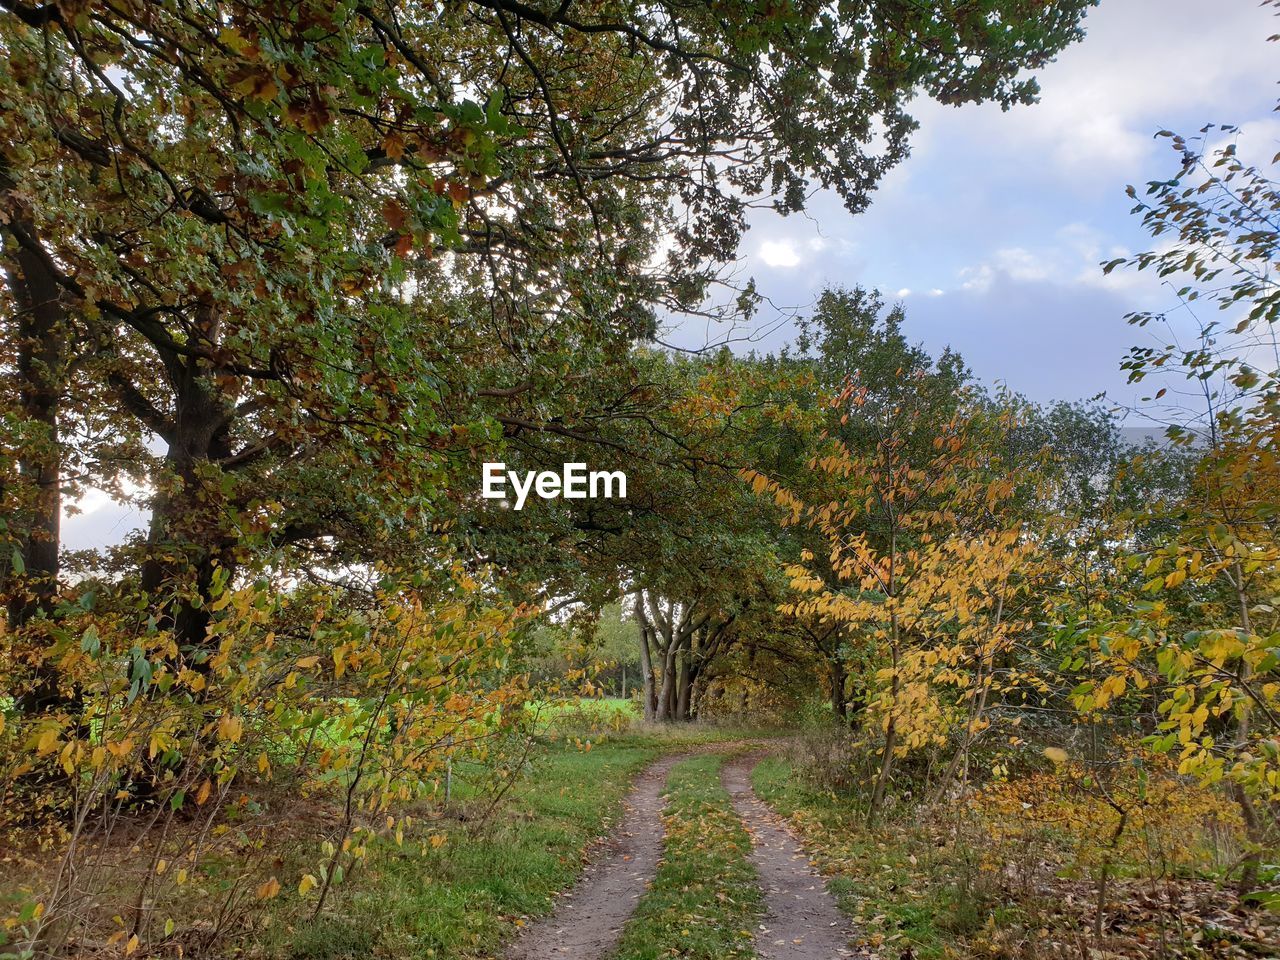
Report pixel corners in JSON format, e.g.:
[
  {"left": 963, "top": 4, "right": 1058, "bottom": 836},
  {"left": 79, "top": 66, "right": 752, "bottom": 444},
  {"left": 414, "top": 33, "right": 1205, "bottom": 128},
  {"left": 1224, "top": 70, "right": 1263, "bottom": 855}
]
[
  {"left": 504, "top": 752, "right": 688, "bottom": 960},
  {"left": 721, "top": 754, "right": 857, "bottom": 960}
]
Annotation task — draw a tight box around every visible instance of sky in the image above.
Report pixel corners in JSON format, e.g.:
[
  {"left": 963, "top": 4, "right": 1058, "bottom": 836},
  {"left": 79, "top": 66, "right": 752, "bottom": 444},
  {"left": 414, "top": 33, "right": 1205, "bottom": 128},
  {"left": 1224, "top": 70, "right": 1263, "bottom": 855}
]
[
  {"left": 665, "top": 0, "right": 1280, "bottom": 407},
  {"left": 62, "top": 0, "right": 1278, "bottom": 550}
]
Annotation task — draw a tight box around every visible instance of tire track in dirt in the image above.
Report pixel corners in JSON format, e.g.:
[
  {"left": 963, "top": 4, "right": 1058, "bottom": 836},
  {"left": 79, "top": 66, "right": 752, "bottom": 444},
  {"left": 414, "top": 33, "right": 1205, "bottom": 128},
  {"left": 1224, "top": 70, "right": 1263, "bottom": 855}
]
[
  {"left": 503, "top": 752, "right": 687, "bottom": 960},
  {"left": 721, "top": 754, "right": 857, "bottom": 960}
]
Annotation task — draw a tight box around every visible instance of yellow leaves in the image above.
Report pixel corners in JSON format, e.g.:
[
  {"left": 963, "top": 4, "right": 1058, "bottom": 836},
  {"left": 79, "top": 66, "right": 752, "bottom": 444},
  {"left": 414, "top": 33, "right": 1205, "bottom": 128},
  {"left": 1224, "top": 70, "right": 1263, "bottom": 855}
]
[
  {"left": 1199, "top": 630, "right": 1246, "bottom": 665},
  {"left": 1190, "top": 703, "right": 1210, "bottom": 730},
  {"left": 125, "top": 933, "right": 140, "bottom": 955},
  {"left": 35, "top": 724, "right": 60, "bottom": 756},
  {"left": 57, "top": 741, "right": 76, "bottom": 776},
  {"left": 218, "top": 712, "right": 244, "bottom": 744},
  {"left": 1043, "top": 747, "right": 1069, "bottom": 766},
  {"left": 218, "top": 25, "right": 255, "bottom": 56},
  {"left": 0, "top": 569, "right": 529, "bottom": 940},
  {"left": 743, "top": 468, "right": 771, "bottom": 495},
  {"left": 149, "top": 730, "right": 172, "bottom": 760},
  {"left": 1097, "top": 673, "right": 1127, "bottom": 708},
  {"left": 237, "top": 74, "right": 279, "bottom": 102}
]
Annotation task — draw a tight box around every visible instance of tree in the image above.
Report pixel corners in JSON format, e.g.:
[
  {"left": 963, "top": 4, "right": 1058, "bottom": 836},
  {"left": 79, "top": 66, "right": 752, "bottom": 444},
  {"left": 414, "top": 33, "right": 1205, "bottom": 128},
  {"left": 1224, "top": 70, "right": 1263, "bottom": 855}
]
[
  {"left": 1079, "top": 52, "right": 1280, "bottom": 890},
  {"left": 750, "top": 376, "right": 1046, "bottom": 822},
  {"left": 0, "top": 0, "right": 1095, "bottom": 624},
  {"left": 765, "top": 287, "right": 972, "bottom": 725}
]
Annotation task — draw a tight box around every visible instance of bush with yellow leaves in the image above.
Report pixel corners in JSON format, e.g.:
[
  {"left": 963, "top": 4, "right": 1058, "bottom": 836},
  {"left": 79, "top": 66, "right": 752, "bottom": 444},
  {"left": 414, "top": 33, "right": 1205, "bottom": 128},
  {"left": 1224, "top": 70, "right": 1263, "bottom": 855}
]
[{"left": 0, "top": 563, "right": 531, "bottom": 957}]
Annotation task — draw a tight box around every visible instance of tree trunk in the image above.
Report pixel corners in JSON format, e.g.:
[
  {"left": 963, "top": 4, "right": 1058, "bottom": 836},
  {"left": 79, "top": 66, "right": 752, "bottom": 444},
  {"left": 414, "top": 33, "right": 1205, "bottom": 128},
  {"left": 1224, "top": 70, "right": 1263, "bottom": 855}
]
[
  {"left": 636, "top": 596, "right": 657, "bottom": 722},
  {"left": 139, "top": 323, "right": 237, "bottom": 652},
  {"left": 829, "top": 658, "right": 847, "bottom": 722},
  {"left": 1229, "top": 562, "right": 1262, "bottom": 893},
  {"left": 676, "top": 640, "right": 692, "bottom": 721},
  {"left": 869, "top": 633, "right": 901, "bottom": 826},
  {"left": 5, "top": 251, "right": 63, "bottom": 624},
  {"left": 657, "top": 646, "right": 677, "bottom": 721},
  {"left": 869, "top": 714, "right": 897, "bottom": 825},
  {"left": 930, "top": 594, "right": 1003, "bottom": 804},
  {"left": 5, "top": 238, "right": 67, "bottom": 716}
]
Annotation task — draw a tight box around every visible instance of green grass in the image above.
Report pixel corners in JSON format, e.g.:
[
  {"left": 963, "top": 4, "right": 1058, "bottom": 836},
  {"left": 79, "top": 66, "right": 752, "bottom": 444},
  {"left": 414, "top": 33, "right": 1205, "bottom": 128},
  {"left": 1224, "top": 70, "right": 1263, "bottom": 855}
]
[
  {"left": 533, "top": 697, "right": 636, "bottom": 716},
  {"left": 266, "top": 729, "right": 743, "bottom": 960},
  {"left": 529, "top": 697, "right": 639, "bottom": 733},
  {"left": 611, "top": 753, "right": 762, "bottom": 960},
  {"left": 268, "top": 736, "right": 663, "bottom": 960}
]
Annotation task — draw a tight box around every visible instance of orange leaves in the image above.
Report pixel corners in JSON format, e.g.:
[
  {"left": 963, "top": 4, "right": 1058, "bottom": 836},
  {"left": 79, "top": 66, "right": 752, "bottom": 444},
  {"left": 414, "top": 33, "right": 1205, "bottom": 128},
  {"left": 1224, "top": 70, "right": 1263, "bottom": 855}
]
[
  {"left": 284, "top": 90, "right": 333, "bottom": 134},
  {"left": 228, "top": 65, "right": 280, "bottom": 102},
  {"left": 741, "top": 467, "right": 771, "bottom": 495},
  {"left": 739, "top": 467, "right": 804, "bottom": 524},
  {"left": 381, "top": 131, "right": 406, "bottom": 161},
  {"left": 446, "top": 181, "right": 470, "bottom": 206},
  {"left": 381, "top": 198, "right": 408, "bottom": 232}
]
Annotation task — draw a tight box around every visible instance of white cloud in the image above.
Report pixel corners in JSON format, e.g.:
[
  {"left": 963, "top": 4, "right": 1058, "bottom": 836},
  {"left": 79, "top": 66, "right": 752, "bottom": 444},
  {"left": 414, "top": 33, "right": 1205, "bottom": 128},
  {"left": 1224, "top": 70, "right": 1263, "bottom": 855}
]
[
  {"left": 959, "top": 247, "right": 1050, "bottom": 291},
  {"left": 759, "top": 239, "right": 802, "bottom": 268},
  {"left": 896, "top": 287, "right": 912, "bottom": 297},
  {"left": 954, "top": 222, "right": 1161, "bottom": 298},
  {"left": 910, "top": 0, "right": 1277, "bottom": 181},
  {"left": 62, "top": 480, "right": 148, "bottom": 552}
]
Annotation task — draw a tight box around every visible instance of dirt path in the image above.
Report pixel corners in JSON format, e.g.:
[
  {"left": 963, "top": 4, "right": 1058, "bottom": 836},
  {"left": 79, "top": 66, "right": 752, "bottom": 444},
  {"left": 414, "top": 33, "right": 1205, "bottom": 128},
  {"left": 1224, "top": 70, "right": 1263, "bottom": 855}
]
[
  {"left": 503, "top": 752, "right": 686, "bottom": 960},
  {"left": 721, "top": 754, "right": 857, "bottom": 960}
]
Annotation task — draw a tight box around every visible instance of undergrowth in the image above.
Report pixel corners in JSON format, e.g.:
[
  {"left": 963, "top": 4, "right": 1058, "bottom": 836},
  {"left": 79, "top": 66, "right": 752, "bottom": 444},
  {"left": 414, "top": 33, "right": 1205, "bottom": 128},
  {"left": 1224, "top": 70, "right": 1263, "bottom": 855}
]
[{"left": 752, "top": 756, "right": 1278, "bottom": 960}]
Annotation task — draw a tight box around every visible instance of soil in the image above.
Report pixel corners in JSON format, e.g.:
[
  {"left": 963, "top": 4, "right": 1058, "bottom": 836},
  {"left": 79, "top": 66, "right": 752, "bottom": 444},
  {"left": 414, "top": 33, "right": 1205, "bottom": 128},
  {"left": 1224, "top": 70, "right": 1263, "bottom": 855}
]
[
  {"left": 721, "top": 754, "right": 858, "bottom": 960},
  {"left": 502, "top": 752, "right": 687, "bottom": 960},
  {"left": 503, "top": 748, "right": 859, "bottom": 960}
]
